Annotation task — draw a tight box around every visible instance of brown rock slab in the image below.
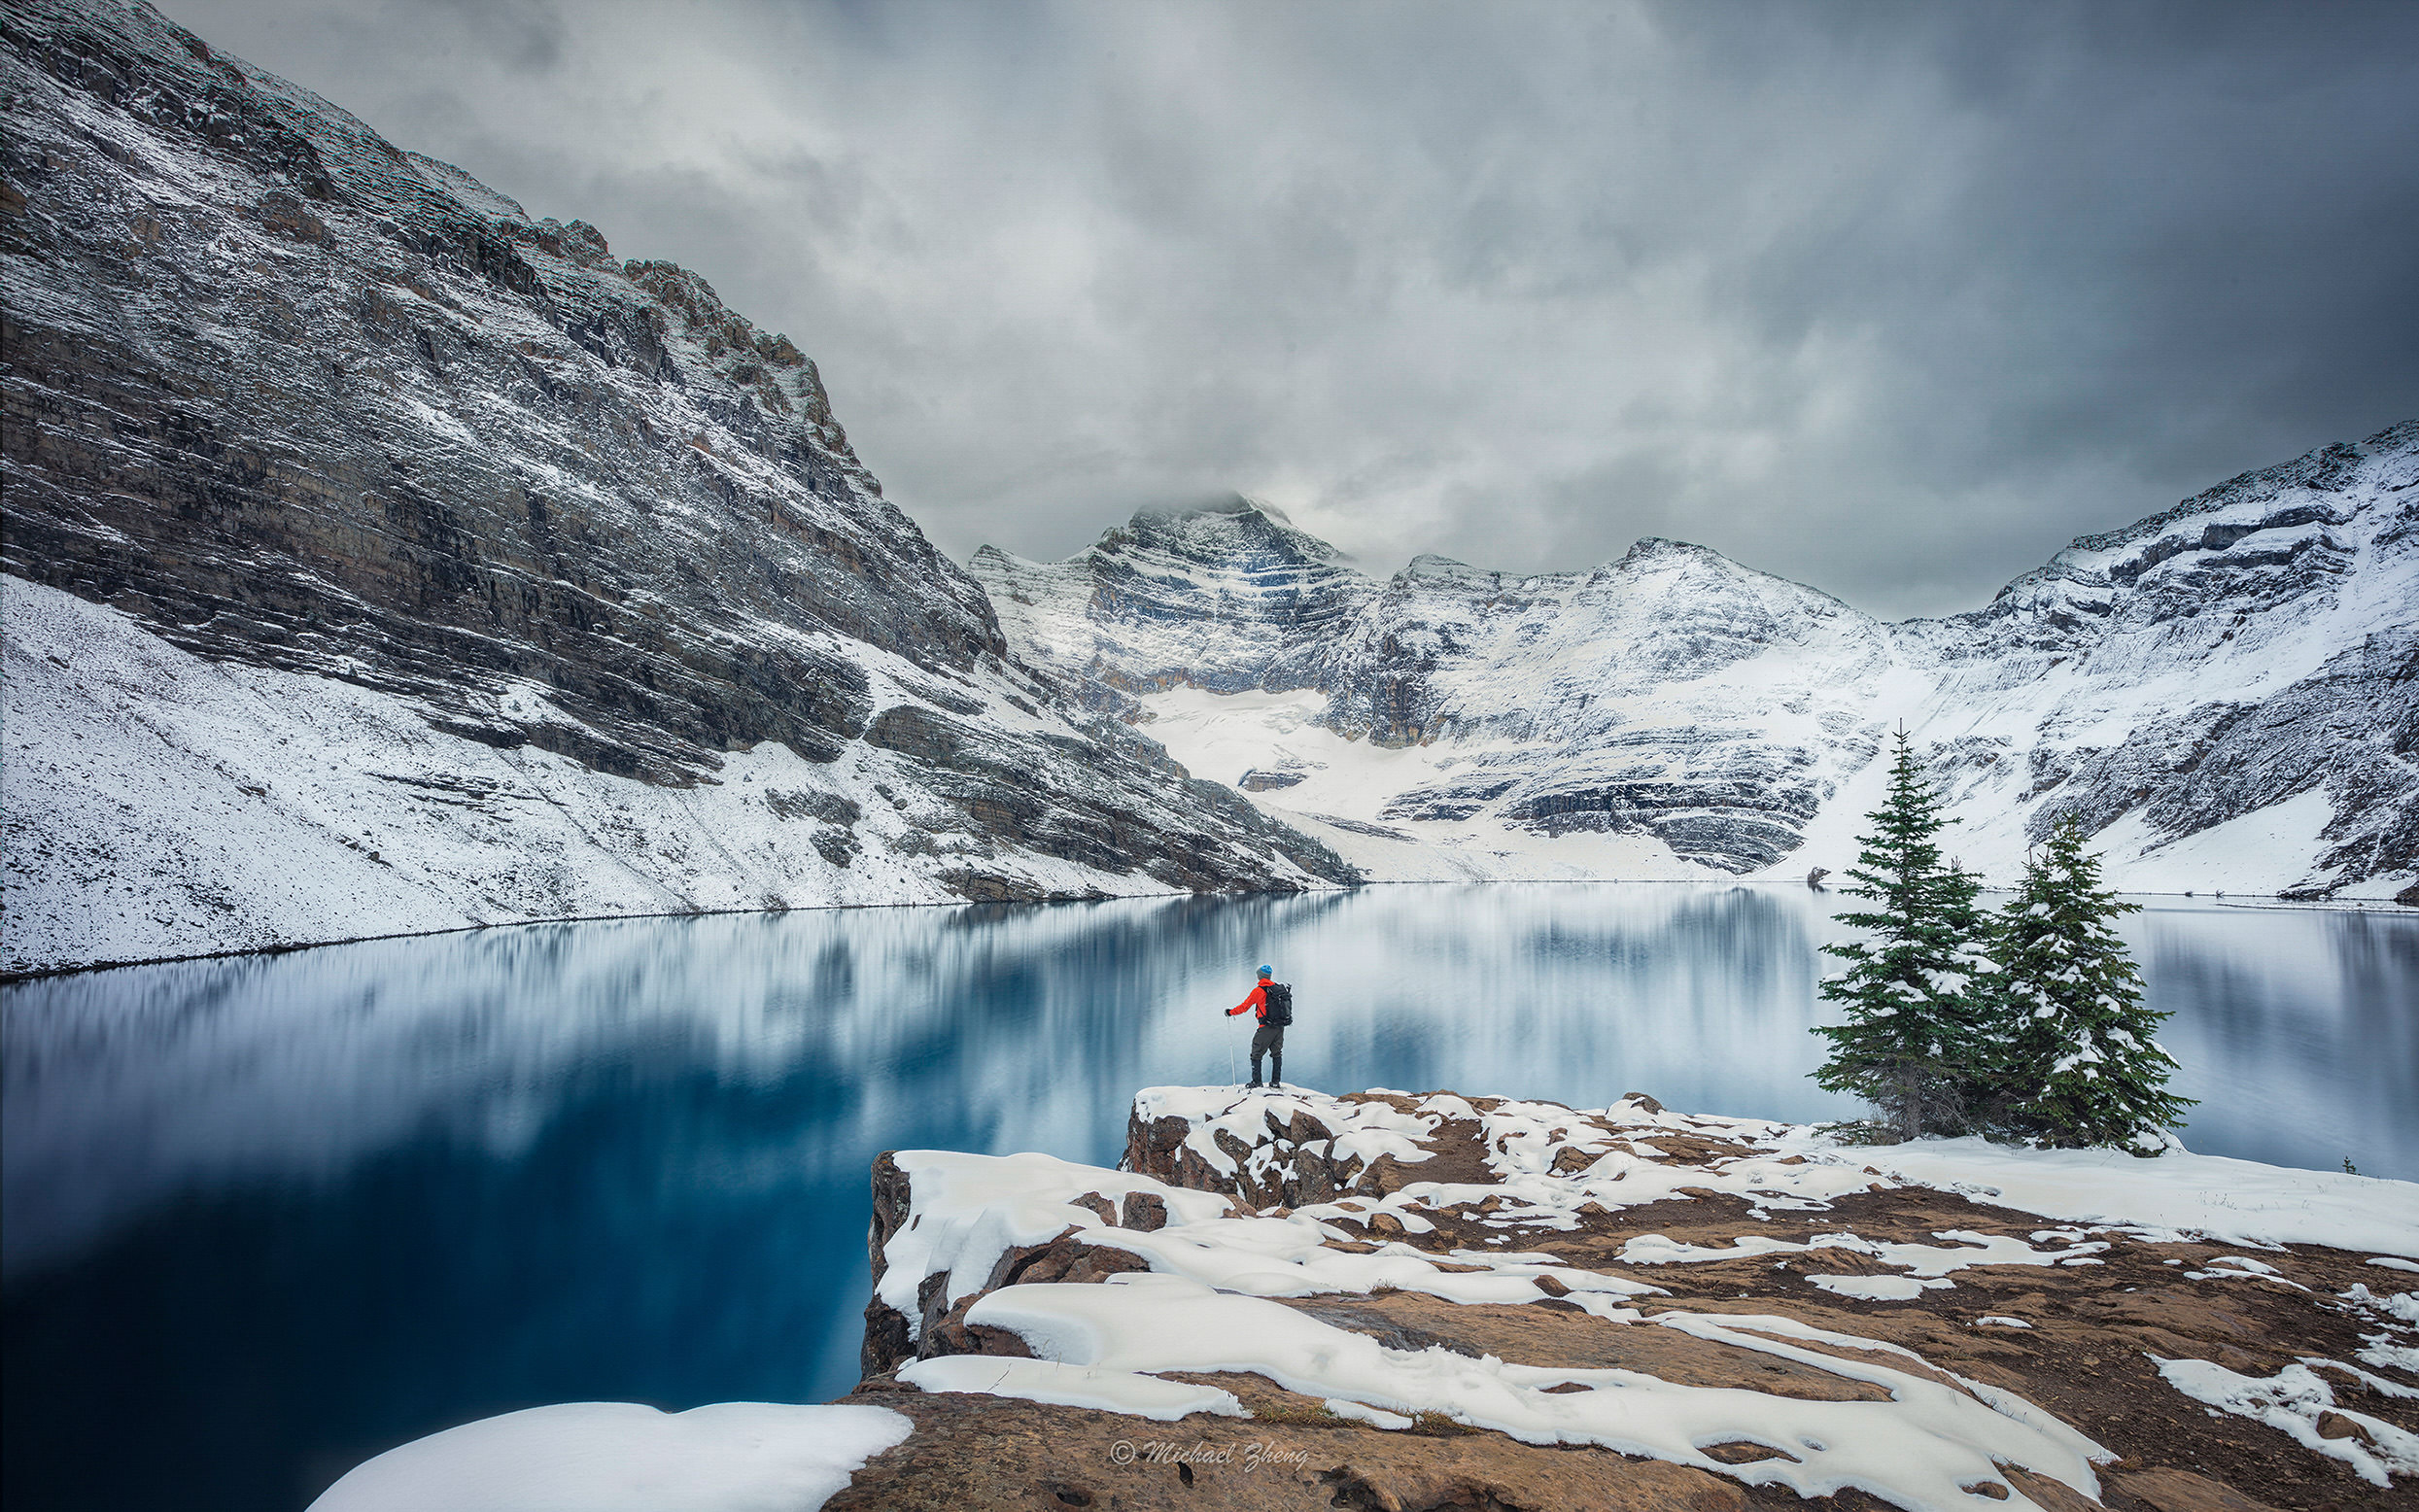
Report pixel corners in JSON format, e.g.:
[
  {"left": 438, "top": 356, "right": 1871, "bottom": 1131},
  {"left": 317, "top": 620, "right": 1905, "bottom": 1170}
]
[
  {"left": 2113, "top": 1467, "right": 2285, "bottom": 1512},
  {"left": 828, "top": 1386, "right": 1753, "bottom": 1512},
  {"left": 2000, "top": 1465, "right": 2105, "bottom": 1511},
  {"left": 1272, "top": 1293, "right": 1892, "bottom": 1402},
  {"left": 861, "top": 1092, "right": 2419, "bottom": 1511}
]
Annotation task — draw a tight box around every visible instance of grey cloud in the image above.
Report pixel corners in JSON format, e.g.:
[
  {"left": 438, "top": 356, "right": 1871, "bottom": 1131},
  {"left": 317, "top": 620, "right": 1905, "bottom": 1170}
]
[{"left": 158, "top": 0, "right": 2419, "bottom": 616}]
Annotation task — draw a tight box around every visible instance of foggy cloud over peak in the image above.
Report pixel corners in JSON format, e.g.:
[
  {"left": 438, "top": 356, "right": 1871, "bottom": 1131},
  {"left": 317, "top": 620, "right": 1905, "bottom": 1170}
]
[{"left": 159, "top": 0, "right": 2419, "bottom": 617}]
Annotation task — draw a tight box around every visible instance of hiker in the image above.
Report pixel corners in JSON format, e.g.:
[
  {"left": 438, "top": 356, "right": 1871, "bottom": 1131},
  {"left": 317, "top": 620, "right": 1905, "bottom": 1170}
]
[{"left": 1226, "top": 965, "right": 1293, "bottom": 1088}]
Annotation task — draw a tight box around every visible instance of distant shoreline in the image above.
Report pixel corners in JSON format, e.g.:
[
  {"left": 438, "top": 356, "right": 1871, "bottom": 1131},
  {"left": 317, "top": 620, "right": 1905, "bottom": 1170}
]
[{"left": 4, "top": 876, "right": 2409, "bottom": 986}]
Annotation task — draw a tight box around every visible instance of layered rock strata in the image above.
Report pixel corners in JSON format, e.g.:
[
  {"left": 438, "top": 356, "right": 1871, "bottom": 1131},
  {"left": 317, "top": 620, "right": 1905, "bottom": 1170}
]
[{"left": 0, "top": 0, "right": 1353, "bottom": 974}]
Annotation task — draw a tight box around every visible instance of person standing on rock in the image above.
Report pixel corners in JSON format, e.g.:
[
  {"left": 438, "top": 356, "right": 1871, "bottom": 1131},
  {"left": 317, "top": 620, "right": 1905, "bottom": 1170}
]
[{"left": 1227, "top": 965, "right": 1293, "bottom": 1089}]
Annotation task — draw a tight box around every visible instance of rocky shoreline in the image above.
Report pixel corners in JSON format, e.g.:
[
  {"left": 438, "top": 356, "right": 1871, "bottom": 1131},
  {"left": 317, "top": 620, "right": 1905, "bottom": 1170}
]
[{"left": 829, "top": 1086, "right": 2419, "bottom": 1511}]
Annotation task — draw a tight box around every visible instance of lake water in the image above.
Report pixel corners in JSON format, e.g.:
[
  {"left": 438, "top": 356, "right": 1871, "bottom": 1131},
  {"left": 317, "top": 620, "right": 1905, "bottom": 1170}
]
[{"left": 4, "top": 883, "right": 2413, "bottom": 1510}]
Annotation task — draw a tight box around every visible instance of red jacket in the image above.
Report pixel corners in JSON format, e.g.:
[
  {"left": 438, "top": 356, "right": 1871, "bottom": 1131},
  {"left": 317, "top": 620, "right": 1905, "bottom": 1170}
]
[{"left": 1227, "top": 982, "right": 1272, "bottom": 1021}]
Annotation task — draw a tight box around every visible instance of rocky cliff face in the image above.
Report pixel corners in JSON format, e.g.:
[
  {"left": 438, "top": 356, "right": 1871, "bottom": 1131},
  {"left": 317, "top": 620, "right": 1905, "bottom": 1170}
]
[
  {"left": 1897, "top": 431, "right": 2418, "bottom": 899},
  {"left": 973, "top": 429, "right": 2418, "bottom": 896},
  {"left": 0, "top": 0, "right": 1352, "bottom": 975},
  {"left": 976, "top": 495, "right": 1376, "bottom": 704}
]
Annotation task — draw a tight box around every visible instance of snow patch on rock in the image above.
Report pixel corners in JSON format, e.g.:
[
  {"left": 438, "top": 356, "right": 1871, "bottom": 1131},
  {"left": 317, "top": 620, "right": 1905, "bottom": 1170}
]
[
  {"left": 2150, "top": 1357, "right": 2419, "bottom": 1487},
  {"left": 897, "top": 1356, "right": 1246, "bottom": 1422},
  {"left": 967, "top": 1272, "right": 2111, "bottom": 1509}
]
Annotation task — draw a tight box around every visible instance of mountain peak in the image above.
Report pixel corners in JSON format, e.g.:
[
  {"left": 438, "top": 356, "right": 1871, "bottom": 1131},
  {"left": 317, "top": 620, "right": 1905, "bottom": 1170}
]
[
  {"left": 1617, "top": 536, "right": 1724, "bottom": 563},
  {"left": 1607, "top": 536, "right": 1754, "bottom": 579},
  {"left": 1104, "top": 493, "right": 1349, "bottom": 567},
  {"left": 1130, "top": 492, "right": 1296, "bottom": 529}
]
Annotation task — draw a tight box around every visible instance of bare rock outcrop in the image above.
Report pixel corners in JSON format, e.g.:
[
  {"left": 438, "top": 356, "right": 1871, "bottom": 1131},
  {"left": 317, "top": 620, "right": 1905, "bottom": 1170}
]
[{"left": 838, "top": 1087, "right": 2419, "bottom": 1509}]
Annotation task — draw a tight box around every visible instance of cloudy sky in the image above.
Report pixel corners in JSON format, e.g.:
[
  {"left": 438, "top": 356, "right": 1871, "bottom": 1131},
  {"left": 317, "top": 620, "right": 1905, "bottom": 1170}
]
[{"left": 168, "top": 0, "right": 2418, "bottom": 617}]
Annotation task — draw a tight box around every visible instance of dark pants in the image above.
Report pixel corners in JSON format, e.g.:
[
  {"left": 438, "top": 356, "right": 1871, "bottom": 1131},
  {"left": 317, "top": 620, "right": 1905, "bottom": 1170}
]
[{"left": 1250, "top": 1022, "right": 1284, "bottom": 1086}]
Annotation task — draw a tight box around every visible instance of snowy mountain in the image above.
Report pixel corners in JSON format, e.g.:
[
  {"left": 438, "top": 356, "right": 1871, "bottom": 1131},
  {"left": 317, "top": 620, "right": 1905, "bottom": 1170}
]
[
  {"left": 972, "top": 427, "right": 2419, "bottom": 898},
  {"left": 0, "top": 0, "right": 1352, "bottom": 976}
]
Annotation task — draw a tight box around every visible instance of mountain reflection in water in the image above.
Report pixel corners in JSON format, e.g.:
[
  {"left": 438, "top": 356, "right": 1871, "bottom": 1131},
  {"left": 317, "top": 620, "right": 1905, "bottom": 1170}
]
[{"left": 4, "top": 884, "right": 2412, "bottom": 1512}]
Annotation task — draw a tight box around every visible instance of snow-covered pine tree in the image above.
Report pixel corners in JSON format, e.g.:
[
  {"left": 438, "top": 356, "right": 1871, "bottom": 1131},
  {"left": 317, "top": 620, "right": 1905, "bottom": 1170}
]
[
  {"left": 1986, "top": 816, "right": 2194, "bottom": 1151},
  {"left": 1812, "top": 730, "right": 1994, "bottom": 1141}
]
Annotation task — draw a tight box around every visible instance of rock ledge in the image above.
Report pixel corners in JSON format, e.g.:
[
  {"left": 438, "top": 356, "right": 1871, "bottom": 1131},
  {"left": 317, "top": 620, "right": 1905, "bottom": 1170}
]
[{"left": 830, "top": 1086, "right": 2419, "bottom": 1510}]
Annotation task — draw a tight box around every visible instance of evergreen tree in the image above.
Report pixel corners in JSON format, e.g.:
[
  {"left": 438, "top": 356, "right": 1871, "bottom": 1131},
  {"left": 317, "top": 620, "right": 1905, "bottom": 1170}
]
[
  {"left": 1986, "top": 816, "right": 2194, "bottom": 1150},
  {"left": 1813, "top": 731, "right": 1994, "bottom": 1140}
]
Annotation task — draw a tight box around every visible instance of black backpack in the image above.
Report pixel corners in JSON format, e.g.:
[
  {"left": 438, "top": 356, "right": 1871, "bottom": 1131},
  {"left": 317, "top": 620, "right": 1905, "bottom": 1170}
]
[{"left": 1262, "top": 981, "right": 1294, "bottom": 1028}]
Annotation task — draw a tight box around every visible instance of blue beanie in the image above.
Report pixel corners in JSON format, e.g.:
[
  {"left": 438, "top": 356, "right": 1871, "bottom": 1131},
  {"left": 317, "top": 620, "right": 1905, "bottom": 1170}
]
[{"left": 1258, "top": 964, "right": 1273, "bottom": 977}]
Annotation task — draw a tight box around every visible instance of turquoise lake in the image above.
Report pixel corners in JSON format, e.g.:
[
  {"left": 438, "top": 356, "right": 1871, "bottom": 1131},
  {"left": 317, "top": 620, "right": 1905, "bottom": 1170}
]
[{"left": 4, "top": 883, "right": 2412, "bottom": 1510}]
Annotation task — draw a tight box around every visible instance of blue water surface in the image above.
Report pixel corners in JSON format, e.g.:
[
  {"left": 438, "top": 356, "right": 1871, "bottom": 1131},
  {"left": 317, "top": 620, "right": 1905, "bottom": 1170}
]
[{"left": 3, "top": 883, "right": 2412, "bottom": 1510}]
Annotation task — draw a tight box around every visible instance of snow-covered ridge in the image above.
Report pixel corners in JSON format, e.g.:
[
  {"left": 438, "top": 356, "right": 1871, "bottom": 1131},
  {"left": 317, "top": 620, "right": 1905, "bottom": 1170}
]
[
  {"left": 0, "top": 0, "right": 1355, "bottom": 974},
  {"left": 0, "top": 577, "right": 1340, "bottom": 975},
  {"left": 972, "top": 428, "right": 2419, "bottom": 897}
]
